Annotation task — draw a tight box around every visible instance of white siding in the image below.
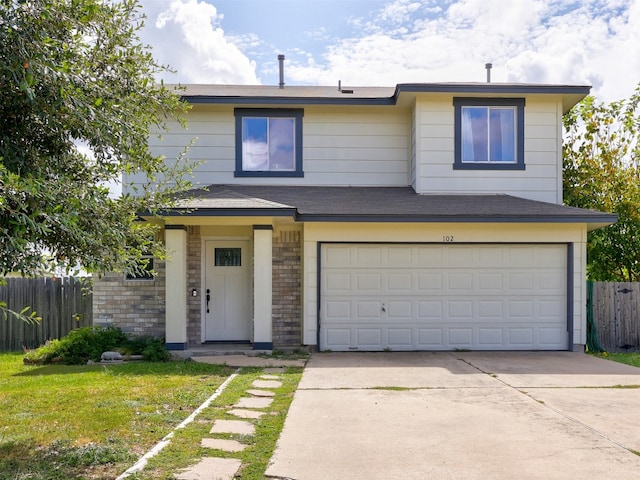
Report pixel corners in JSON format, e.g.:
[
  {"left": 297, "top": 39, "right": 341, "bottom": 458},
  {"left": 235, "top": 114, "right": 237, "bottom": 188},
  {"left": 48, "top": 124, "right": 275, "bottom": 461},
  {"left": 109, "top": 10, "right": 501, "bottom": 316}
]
[
  {"left": 410, "top": 101, "right": 417, "bottom": 190},
  {"left": 126, "top": 105, "right": 411, "bottom": 189},
  {"left": 414, "top": 98, "right": 563, "bottom": 203},
  {"left": 128, "top": 95, "right": 565, "bottom": 204}
]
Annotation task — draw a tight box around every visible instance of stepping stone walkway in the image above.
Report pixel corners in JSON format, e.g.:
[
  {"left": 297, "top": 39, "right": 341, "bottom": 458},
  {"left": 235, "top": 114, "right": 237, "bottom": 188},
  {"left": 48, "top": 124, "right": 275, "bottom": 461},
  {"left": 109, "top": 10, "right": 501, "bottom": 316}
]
[
  {"left": 210, "top": 419, "right": 255, "bottom": 436},
  {"left": 177, "top": 373, "right": 285, "bottom": 480},
  {"left": 246, "top": 389, "right": 275, "bottom": 397},
  {"left": 235, "top": 396, "right": 273, "bottom": 409},
  {"left": 227, "top": 408, "right": 265, "bottom": 419},
  {"left": 175, "top": 457, "right": 242, "bottom": 480},
  {"left": 252, "top": 379, "right": 282, "bottom": 388}
]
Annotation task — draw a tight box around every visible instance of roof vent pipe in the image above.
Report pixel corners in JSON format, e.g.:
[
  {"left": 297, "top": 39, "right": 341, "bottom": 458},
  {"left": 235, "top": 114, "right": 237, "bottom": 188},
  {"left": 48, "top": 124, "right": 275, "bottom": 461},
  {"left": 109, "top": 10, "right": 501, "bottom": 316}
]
[
  {"left": 278, "top": 54, "right": 285, "bottom": 89},
  {"left": 485, "top": 62, "right": 492, "bottom": 83}
]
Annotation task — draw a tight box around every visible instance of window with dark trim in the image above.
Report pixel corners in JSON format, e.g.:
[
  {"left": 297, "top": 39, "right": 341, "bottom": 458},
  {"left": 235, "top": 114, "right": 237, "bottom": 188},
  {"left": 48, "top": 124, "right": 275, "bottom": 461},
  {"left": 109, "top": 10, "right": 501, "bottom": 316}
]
[
  {"left": 453, "top": 98, "right": 525, "bottom": 170},
  {"left": 234, "top": 108, "right": 304, "bottom": 177}
]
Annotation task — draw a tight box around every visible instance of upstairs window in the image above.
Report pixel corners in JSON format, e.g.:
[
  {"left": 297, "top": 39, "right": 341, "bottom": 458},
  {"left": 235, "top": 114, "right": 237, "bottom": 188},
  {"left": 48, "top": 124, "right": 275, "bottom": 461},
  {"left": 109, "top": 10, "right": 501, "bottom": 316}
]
[
  {"left": 234, "top": 108, "right": 304, "bottom": 177},
  {"left": 453, "top": 98, "right": 525, "bottom": 170}
]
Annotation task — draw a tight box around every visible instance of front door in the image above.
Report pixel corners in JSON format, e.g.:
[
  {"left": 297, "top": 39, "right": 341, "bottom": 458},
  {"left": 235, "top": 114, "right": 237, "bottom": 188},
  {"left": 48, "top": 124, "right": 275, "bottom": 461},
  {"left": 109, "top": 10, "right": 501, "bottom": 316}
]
[{"left": 204, "top": 240, "right": 251, "bottom": 341}]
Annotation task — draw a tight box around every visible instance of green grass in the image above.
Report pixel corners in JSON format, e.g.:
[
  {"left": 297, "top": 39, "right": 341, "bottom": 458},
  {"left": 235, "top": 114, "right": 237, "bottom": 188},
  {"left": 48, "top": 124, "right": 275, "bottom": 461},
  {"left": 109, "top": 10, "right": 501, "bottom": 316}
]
[
  {"left": 131, "top": 366, "right": 304, "bottom": 479},
  {"left": 0, "top": 352, "right": 235, "bottom": 479},
  {"left": 590, "top": 351, "right": 640, "bottom": 368}
]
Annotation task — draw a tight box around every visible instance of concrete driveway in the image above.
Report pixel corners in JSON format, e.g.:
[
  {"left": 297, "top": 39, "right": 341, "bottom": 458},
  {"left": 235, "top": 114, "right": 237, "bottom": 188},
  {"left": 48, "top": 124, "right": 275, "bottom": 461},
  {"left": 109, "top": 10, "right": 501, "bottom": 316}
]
[{"left": 266, "top": 352, "right": 640, "bottom": 479}]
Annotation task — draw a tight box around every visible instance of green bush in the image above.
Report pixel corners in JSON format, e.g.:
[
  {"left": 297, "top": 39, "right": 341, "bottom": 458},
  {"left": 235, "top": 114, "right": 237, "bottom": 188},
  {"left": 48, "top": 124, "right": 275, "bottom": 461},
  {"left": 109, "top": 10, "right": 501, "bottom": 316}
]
[
  {"left": 23, "top": 338, "right": 63, "bottom": 364},
  {"left": 120, "top": 335, "right": 171, "bottom": 362},
  {"left": 23, "top": 327, "right": 170, "bottom": 364},
  {"left": 141, "top": 337, "right": 171, "bottom": 362},
  {"left": 58, "top": 326, "right": 127, "bottom": 364}
]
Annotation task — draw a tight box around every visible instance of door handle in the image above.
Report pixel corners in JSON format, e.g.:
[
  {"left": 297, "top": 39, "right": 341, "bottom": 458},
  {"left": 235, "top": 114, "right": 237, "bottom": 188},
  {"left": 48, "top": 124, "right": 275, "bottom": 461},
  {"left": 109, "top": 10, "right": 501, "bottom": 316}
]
[{"left": 206, "top": 289, "right": 211, "bottom": 313}]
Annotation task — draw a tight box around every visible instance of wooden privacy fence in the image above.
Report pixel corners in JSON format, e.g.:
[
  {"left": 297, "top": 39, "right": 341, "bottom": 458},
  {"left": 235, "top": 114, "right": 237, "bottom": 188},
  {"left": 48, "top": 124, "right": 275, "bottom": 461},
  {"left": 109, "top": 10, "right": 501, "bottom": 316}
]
[
  {"left": 589, "top": 281, "right": 640, "bottom": 352},
  {"left": 0, "top": 277, "right": 92, "bottom": 352}
]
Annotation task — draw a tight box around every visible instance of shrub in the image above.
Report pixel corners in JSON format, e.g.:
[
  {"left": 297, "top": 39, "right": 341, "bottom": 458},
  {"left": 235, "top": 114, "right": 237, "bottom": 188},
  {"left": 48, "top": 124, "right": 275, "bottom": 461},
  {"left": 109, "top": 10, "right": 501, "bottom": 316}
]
[
  {"left": 55, "top": 326, "right": 127, "bottom": 364},
  {"left": 120, "top": 335, "right": 171, "bottom": 362},
  {"left": 23, "top": 327, "right": 170, "bottom": 364},
  {"left": 23, "top": 339, "right": 63, "bottom": 364},
  {"left": 141, "top": 337, "right": 172, "bottom": 362}
]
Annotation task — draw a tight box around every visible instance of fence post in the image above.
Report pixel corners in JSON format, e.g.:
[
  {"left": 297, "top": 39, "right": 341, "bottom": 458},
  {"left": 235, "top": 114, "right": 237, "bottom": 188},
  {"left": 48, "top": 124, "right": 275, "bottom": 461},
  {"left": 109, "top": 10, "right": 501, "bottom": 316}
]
[{"left": 586, "top": 280, "right": 605, "bottom": 352}]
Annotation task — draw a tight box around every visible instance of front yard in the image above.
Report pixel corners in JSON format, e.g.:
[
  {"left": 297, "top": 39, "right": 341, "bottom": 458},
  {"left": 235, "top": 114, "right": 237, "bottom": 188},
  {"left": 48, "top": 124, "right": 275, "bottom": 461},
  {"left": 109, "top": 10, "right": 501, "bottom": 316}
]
[
  {"left": 0, "top": 353, "right": 237, "bottom": 479},
  {"left": 591, "top": 351, "right": 640, "bottom": 368}
]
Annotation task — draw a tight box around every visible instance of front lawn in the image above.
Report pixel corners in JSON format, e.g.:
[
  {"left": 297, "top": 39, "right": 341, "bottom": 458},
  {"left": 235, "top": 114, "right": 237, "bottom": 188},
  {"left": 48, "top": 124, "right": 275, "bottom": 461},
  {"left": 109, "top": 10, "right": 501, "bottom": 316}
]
[
  {"left": 591, "top": 351, "right": 640, "bottom": 368},
  {"left": 0, "top": 352, "right": 235, "bottom": 479}
]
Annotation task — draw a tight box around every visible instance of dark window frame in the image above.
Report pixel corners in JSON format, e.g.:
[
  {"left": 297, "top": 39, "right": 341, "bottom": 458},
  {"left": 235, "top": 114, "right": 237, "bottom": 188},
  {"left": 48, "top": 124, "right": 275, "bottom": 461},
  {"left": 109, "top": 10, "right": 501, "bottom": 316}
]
[
  {"left": 234, "top": 108, "right": 304, "bottom": 177},
  {"left": 453, "top": 97, "right": 526, "bottom": 170}
]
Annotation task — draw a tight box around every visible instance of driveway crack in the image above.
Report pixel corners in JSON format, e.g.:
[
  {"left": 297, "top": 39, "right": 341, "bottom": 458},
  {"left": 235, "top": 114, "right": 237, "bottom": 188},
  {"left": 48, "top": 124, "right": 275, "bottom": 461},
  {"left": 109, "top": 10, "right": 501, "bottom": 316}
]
[{"left": 454, "top": 353, "right": 639, "bottom": 457}]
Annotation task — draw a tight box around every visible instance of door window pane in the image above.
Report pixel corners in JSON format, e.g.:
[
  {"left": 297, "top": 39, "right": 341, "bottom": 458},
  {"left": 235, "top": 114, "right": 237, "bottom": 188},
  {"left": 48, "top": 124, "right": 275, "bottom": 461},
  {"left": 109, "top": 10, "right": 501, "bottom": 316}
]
[{"left": 215, "top": 248, "right": 241, "bottom": 266}]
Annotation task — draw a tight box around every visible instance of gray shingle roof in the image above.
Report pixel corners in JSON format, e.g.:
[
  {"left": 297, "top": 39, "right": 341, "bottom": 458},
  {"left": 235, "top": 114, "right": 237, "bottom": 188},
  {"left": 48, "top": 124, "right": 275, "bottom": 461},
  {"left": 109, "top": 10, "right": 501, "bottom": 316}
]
[
  {"left": 171, "top": 185, "right": 615, "bottom": 229},
  {"left": 171, "top": 83, "right": 590, "bottom": 112}
]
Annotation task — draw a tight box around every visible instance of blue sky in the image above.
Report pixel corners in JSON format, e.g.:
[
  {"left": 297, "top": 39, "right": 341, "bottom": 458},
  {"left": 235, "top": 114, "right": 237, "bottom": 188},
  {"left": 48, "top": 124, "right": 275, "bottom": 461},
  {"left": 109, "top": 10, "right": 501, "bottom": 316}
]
[{"left": 138, "top": 0, "right": 639, "bottom": 102}]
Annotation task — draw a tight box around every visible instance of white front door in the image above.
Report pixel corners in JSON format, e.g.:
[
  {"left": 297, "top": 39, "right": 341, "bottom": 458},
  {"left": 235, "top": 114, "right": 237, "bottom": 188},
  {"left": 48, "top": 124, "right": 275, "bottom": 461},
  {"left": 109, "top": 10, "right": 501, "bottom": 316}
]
[{"left": 205, "top": 240, "right": 251, "bottom": 341}]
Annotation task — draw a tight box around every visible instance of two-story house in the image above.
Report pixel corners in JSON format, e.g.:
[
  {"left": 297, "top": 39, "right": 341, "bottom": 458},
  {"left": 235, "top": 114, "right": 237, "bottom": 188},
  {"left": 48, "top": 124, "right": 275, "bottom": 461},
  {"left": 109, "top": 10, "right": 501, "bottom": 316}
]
[{"left": 93, "top": 79, "right": 616, "bottom": 353}]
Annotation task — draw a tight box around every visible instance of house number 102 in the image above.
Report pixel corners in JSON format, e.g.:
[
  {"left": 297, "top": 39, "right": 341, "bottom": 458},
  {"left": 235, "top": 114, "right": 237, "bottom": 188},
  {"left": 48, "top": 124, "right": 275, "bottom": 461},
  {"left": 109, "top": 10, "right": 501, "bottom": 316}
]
[{"left": 442, "top": 235, "right": 454, "bottom": 242}]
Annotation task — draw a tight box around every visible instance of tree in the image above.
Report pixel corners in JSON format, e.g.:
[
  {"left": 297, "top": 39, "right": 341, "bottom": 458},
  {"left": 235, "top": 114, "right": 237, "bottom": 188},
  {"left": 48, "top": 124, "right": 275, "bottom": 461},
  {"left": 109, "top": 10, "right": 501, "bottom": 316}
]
[
  {"left": 0, "top": 0, "right": 193, "bottom": 281},
  {"left": 563, "top": 85, "right": 640, "bottom": 281}
]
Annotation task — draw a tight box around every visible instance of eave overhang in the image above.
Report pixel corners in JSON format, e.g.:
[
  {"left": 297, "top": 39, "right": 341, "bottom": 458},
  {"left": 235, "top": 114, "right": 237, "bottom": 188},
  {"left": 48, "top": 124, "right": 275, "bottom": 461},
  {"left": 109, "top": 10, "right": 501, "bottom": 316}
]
[
  {"left": 175, "top": 82, "right": 591, "bottom": 113},
  {"left": 151, "top": 186, "right": 616, "bottom": 232}
]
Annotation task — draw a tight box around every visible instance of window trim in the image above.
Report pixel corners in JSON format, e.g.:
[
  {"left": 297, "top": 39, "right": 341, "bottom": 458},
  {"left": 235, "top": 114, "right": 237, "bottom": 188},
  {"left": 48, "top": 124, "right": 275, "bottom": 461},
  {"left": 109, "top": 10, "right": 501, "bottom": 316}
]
[
  {"left": 234, "top": 108, "right": 304, "bottom": 177},
  {"left": 453, "top": 97, "right": 525, "bottom": 170}
]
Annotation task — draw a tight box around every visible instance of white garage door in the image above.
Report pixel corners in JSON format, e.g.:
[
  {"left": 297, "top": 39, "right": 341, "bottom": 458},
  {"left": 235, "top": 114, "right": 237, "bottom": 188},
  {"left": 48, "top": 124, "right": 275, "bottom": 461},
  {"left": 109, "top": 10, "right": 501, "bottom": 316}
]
[{"left": 320, "top": 244, "right": 568, "bottom": 351}]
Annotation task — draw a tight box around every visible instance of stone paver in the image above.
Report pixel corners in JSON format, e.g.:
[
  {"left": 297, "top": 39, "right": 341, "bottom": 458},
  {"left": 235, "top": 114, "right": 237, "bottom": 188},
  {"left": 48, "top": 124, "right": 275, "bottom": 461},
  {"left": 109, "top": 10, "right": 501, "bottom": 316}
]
[
  {"left": 252, "top": 379, "right": 282, "bottom": 389},
  {"left": 235, "top": 396, "right": 273, "bottom": 409},
  {"left": 246, "top": 388, "right": 275, "bottom": 397},
  {"left": 228, "top": 408, "right": 266, "bottom": 419},
  {"left": 201, "top": 438, "right": 247, "bottom": 452},
  {"left": 210, "top": 419, "right": 255, "bottom": 436},
  {"left": 175, "top": 457, "right": 241, "bottom": 480}
]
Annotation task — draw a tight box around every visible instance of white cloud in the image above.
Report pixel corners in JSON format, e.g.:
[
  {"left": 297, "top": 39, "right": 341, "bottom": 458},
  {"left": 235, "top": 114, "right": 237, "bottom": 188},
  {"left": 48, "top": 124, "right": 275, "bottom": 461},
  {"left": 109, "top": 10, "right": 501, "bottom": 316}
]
[
  {"left": 284, "top": 0, "right": 639, "bottom": 101},
  {"left": 140, "top": 0, "right": 258, "bottom": 84},
  {"left": 134, "top": 0, "right": 638, "bottom": 102}
]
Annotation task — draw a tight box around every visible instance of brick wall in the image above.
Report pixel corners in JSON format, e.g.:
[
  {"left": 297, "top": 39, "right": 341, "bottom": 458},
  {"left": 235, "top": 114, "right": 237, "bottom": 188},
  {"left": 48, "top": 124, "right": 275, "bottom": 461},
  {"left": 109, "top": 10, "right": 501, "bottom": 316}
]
[
  {"left": 272, "top": 229, "right": 302, "bottom": 347},
  {"left": 94, "top": 226, "right": 304, "bottom": 349},
  {"left": 186, "top": 226, "right": 202, "bottom": 346},
  {"left": 92, "top": 261, "right": 166, "bottom": 338}
]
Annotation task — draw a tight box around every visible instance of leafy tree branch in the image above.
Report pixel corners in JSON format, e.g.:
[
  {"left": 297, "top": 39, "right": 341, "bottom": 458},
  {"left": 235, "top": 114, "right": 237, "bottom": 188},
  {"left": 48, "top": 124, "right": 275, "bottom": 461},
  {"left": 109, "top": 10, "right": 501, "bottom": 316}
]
[
  {"left": 0, "top": 0, "right": 195, "bottom": 278},
  {"left": 564, "top": 84, "right": 640, "bottom": 280}
]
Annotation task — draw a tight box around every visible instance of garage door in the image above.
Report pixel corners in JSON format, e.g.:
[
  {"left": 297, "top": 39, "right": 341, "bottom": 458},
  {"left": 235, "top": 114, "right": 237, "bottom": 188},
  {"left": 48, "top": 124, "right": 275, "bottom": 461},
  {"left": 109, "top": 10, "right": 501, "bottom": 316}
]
[{"left": 320, "top": 244, "right": 568, "bottom": 351}]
